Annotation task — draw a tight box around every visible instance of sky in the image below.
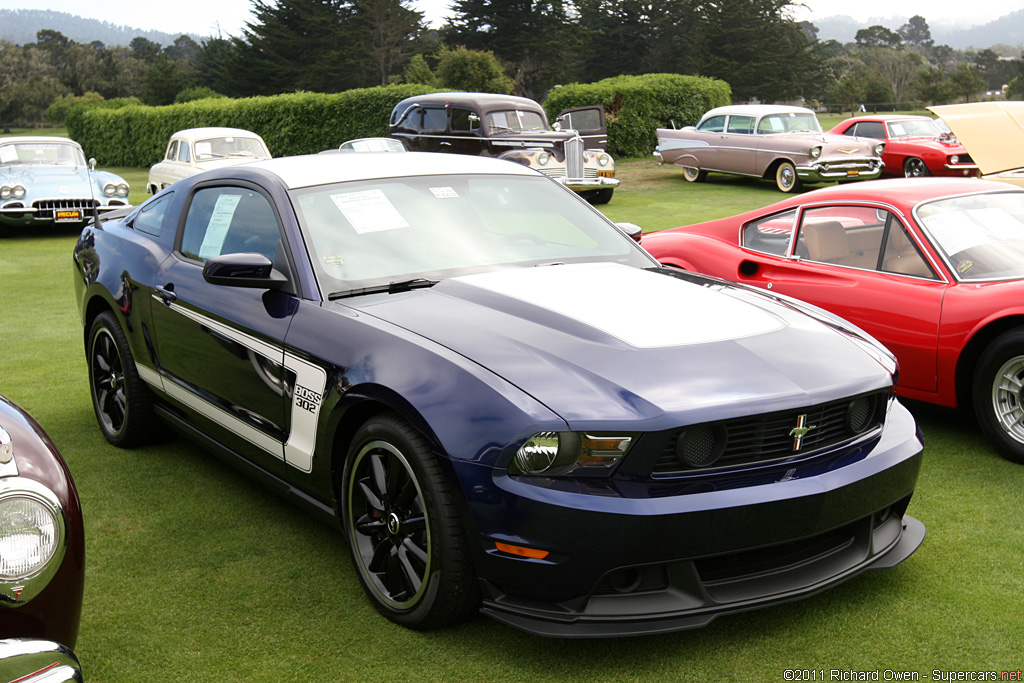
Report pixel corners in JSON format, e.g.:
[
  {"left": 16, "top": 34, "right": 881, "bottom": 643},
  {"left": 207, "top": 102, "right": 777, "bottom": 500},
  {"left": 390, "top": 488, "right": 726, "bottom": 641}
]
[{"left": 1, "top": 0, "right": 1019, "bottom": 36}]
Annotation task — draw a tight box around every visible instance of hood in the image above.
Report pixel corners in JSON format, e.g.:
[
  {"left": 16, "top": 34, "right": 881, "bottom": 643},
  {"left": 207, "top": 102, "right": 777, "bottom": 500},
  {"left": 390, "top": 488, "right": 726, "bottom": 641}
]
[
  {"left": 349, "top": 263, "right": 892, "bottom": 431},
  {"left": 930, "top": 102, "right": 1024, "bottom": 175},
  {"left": 485, "top": 129, "right": 577, "bottom": 146},
  {"left": 815, "top": 133, "right": 880, "bottom": 157},
  {"left": 1, "top": 164, "right": 91, "bottom": 182},
  {"left": 193, "top": 157, "right": 265, "bottom": 172}
]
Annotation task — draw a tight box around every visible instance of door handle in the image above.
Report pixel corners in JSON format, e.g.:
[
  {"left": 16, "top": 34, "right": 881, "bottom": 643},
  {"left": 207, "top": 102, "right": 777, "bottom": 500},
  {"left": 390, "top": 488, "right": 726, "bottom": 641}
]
[
  {"left": 440, "top": 141, "right": 452, "bottom": 146},
  {"left": 155, "top": 284, "right": 176, "bottom": 305}
]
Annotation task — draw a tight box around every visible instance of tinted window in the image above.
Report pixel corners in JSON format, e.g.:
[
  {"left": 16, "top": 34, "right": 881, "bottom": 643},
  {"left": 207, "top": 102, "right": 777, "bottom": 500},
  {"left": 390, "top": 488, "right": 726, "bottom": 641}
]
[
  {"left": 450, "top": 108, "right": 479, "bottom": 132},
  {"left": 133, "top": 195, "right": 170, "bottom": 237},
  {"left": 852, "top": 122, "right": 886, "bottom": 139},
  {"left": 180, "top": 187, "right": 281, "bottom": 263},
  {"left": 420, "top": 108, "right": 447, "bottom": 133},
  {"left": 698, "top": 115, "right": 726, "bottom": 133}
]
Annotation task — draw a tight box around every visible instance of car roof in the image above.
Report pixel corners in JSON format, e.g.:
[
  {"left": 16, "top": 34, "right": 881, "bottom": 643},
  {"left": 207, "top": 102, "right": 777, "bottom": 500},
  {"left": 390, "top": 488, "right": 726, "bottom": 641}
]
[
  {"left": 0, "top": 136, "right": 81, "bottom": 147},
  {"left": 395, "top": 92, "right": 544, "bottom": 111},
  {"left": 778, "top": 177, "right": 1021, "bottom": 207},
  {"left": 242, "top": 151, "right": 539, "bottom": 190},
  {"left": 841, "top": 114, "right": 932, "bottom": 123},
  {"left": 702, "top": 104, "right": 816, "bottom": 120},
  {"left": 171, "top": 127, "right": 265, "bottom": 140}
]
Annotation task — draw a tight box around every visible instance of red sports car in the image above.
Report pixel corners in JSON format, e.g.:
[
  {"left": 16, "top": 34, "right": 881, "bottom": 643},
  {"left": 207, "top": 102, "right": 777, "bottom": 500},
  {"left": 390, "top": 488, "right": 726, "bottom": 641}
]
[
  {"left": 641, "top": 177, "right": 1024, "bottom": 464},
  {"left": 831, "top": 115, "right": 978, "bottom": 178}
]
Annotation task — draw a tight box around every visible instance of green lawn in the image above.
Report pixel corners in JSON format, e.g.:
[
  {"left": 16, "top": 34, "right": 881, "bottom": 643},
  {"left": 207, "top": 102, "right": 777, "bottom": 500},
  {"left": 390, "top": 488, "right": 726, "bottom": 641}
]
[{"left": 1, "top": 161, "right": 1022, "bottom": 681}]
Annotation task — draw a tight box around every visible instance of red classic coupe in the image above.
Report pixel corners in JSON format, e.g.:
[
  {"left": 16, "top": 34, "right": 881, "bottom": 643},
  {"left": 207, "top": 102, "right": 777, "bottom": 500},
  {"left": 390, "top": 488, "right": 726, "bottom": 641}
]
[
  {"left": 830, "top": 114, "right": 978, "bottom": 178},
  {"left": 641, "top": 177, "right": 1024, "bottom": 464}
]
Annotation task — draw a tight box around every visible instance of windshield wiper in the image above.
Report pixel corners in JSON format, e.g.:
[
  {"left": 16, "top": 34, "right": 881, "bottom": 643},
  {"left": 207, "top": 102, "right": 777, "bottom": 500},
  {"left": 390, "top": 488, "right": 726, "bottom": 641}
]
[{"left": 328, "top": 278, "right": 438, "bottom": 301}]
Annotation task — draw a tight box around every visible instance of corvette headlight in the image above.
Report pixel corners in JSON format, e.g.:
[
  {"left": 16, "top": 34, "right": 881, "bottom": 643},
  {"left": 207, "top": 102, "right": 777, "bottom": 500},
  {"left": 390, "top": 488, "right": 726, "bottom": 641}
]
[
  {"left": 0, "top": 185, "right": 10, "bottom": 200},
  {"left": 874, "top": 143, "right": 885, "bottom": 156},
  {"left": 13, "top": 185, "right": 25, "bottom": 199},
  {"left": 117, "top": 183, "right": 130, "bottom": 197},
  {"left": 103, "top": 183, "right": 118, "bottom": 196},
  {"left": 536, "top": 152, "right": 550, "bottom": 166},
  {"left": 0, "top": 494, "right": 59, "bottom": 580},
  {"left": 510, "top": 432, "right": 634, "bottom": 476},
  {"left": 809, "top": 146, "right": 822, "bottom": 160}
]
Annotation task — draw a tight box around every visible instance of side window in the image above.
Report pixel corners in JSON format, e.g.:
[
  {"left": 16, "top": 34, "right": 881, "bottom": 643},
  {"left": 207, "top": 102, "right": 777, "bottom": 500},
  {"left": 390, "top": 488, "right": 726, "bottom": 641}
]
[
  {"left": 561, "top": 108, "right": 602, "bottom": 131},
  {"left": 178, "top": 142, "right": 191, "bottom": 163},
  {"left": 797, "top": 206, "right": 888, "bottom": 270},
  {"left": 742, "top": 209, "right": 796, "bottom": 256},
  {"left": 420, "top": 107, "right": 447, "bottom": 133},
  {"left": 450, "top": 108, "right": 479, "bottom": 132},
  {"left": 166, "top": 140, "right": 179, "bottom": 161},
  {"left": 727, "top": 115, "right": 755, "bottom": 134},
  {"left": 881, "top": 220, "right": 936, "bottom": 278},
  {"left": 179, "top": 187, "right": 282, "bottom": 263},
  {"left": 133, "top": 195, "right": 171, "bottom": 237},
  {"left": 697, "top": 115, "right": 726, "bottom": 133},
  {"left": 854, "top": 121, "right": 886, "bottom": 139}
]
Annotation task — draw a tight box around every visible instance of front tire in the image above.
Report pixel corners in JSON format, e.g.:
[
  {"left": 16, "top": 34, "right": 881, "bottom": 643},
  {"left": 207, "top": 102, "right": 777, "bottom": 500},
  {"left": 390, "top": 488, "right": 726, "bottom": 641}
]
[
  {"left": 973, "top": 328, "right": 1024, "bottom": 464},
  {"left": 775, "top": 161, "right": 803, "bottom": 193},
  {"left": 343, "top": 413, "right": 478, "bottom": 629},
  {"left": 87, "top": 311, "right": 159, "bottom": 447},
  {"left": 585, "top": 188, "right": 614, "bottom": 204},
  {"left": 903, "top": 157, "right": 930, "bottom": 178}
]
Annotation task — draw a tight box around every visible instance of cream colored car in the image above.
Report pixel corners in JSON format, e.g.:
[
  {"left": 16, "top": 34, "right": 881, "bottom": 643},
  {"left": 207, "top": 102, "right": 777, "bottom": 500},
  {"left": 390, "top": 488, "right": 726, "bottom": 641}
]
[
  {"left": 147, "top": 127, "right": 271, "bottom": 194},
  {"left": 931, "top": 102, "right": 1024, "bottom": 187}
]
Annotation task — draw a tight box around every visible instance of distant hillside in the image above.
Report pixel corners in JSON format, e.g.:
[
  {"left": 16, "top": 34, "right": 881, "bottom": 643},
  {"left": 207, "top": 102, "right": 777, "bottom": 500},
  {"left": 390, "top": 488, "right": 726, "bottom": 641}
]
[
  {"left": 802, "top": 9, "right": 1023, "bottom": 50},
  {"left": 0, "top": 9, "right": 201, "bottom": 47}
]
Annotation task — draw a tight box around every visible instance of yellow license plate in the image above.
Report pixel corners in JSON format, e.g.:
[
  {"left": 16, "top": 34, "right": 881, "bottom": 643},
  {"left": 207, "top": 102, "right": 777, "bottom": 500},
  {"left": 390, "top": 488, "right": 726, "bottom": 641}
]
[
  {"left": 597, "top": 169, "right": 614, "bottom": 178},
  {"left": 846, "top": 170, "right": 860, "bottom": 177},
  {"left": 55, "top": 209, "right": 82, "bottom": 222}
]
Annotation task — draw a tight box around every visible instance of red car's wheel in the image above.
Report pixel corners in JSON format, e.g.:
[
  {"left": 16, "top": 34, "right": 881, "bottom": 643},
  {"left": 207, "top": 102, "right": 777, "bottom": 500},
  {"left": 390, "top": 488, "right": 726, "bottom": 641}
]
[
  {"left": 903, "top": 157, "right": 931, "bottom": 177},
  {"left": 973, "top": 328, "right": 1024, "bottom": 464}
]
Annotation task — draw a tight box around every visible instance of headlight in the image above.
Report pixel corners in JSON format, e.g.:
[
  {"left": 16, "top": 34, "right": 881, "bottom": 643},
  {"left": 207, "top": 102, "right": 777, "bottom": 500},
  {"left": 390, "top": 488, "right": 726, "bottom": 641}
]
[
  {"left": 536, "top": 152, "right": 550, "bottom": 166},
  {"left": 510, "top": 431, "right": 633, "bottom": 476},
  {"left": 0, "top": 185, "right": 9, "bottom": 200},
  {"left": 873, "top": 143, "right": 885, "bottom": 156},
  {"left": 12, "top": 185, "right": 25, "bottom": 199},
  {"left": 0, "top": 495, "right": 59, "bottom": 580},
  {"left": 598, "top": 153, "right": 611, "bottom": 167},
  {"left": 809, "top": 146, "right": 822, "bottom": 160},
  {"left": 950, "top": 155, "right": 960, "bottom": 165},
  {"left": 103, "top": 183, "right": 118, "bottom": 196},
  {"left": 117, "top": 183, "right": 130, "bottom": 197}
]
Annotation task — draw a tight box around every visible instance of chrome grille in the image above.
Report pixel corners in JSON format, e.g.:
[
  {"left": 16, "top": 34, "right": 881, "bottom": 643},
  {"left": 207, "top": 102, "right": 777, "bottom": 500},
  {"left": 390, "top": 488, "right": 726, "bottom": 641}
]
[
  {"left": 32, "top": 198, "right": 100, "bottom": 219},
  {"left": 565, "top": 137, "right": 584, "bottom": 179},
  {"left": 538, "top": 167, "right": 598, "bottom": 180},
  {"left": 652, "top": 390, "right": 888, "bottom": 476}
]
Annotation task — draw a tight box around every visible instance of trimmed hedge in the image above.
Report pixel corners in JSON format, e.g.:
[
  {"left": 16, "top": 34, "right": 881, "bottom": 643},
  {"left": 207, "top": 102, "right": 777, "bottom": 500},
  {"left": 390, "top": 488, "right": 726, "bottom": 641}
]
[
  {"left": 67, "top": 84, "right": 441, "bottom": 167},
  {"left": 543, "top": 73, "right": 731, "bottom": 158}
]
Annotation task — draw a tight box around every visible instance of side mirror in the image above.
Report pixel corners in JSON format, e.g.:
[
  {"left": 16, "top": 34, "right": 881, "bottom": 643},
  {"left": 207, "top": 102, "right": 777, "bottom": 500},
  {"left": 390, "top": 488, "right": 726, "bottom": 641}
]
[
  {"left": 203, "top": 253, "right": 287, "bottom": 289},
  {"left": 615, "top": 222, "right": 643, "bottom": 243},
  {"left": 89, "top": 158, "right": 97, "bottom": 170}
]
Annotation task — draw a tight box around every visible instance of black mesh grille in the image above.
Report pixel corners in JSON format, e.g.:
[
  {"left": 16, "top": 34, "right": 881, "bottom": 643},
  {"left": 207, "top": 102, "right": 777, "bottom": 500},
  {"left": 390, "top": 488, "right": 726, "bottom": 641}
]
[{"left": 652, "top": 390, "right": 888, "bottom": 476}]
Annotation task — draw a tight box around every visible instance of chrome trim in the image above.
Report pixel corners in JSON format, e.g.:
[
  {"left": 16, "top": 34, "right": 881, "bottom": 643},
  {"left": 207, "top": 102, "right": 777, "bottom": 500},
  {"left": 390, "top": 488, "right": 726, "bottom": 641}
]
[
  {"left": 0, "top": 479, "right": 67, "bottom": 604},
  {"left": 0, "top": 639, "right": 81, "bottom": 682},
  {"left": 0, "top": 425, "right": 15, "bottom": 476}
]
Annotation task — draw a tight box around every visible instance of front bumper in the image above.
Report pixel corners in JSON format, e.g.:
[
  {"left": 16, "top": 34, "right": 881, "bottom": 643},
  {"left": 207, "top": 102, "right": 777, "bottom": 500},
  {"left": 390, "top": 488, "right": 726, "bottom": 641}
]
[
  {"left": 0, "top": 639, "right": 81, "bottom": 682},
  {"left": 797, "top": 159, "right": 884, "bottom": 183},
  {"left": 561, "top": 177, "right": 620, "bottom": 192},
  {"left": 462, "top": 401, "right": 924, "bottom": 637},
  {"left": 0, "top": 199, "right": 129, "bottom": 227}
]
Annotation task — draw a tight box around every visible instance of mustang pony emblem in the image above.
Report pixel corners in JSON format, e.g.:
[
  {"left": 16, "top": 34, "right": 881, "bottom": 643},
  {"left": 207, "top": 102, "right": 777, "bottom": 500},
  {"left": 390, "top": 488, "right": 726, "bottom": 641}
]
[{"left": 790, "top": 415, "right": 817, "bottom": 450}]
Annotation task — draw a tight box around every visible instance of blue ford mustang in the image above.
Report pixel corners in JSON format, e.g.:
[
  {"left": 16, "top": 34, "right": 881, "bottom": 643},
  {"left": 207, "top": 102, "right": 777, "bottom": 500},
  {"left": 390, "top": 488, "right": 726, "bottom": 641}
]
[{"left": 72, "top": 152, "right": 924, "bottom": 637}]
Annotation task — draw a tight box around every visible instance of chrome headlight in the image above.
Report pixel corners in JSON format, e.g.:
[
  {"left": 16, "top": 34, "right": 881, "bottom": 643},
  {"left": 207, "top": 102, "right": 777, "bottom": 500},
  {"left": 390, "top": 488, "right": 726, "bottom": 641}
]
[
  {"left": 536, "top": 152, "right": 550, "bottom": 166},
  {"left": 809, "top": 146, "right": 822, "bottom": 160},
  {"left": 950, "top": 155, "right": 960, "bottom": 165},
  {"left": 117, "top": 183, "right": 130, "bottom": 197},
  {"left": 0, "top": 185, "right": 10, "bottom": 200},
  {"left": 0, "top": 479, "right": 67, "bottom": 604},
  {"left": 103, "top": 183, "right": 118, "bottom": 196},
  {"left": 510, "top": 431, "right": 633, "bottom": 476},
  {"left": 873, "top": 143, "right": 885, "bottom": 156},
  {"left": 598, "top": 153, "right": 611, "bottom": 167},
  {"left": 12, "top": 185, "right": 25, "bottom": 199}
]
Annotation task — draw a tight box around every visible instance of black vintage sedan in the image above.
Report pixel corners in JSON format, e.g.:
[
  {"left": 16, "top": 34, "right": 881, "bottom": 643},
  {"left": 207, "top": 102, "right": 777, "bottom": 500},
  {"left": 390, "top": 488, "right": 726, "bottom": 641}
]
[
  {"left": 73, "top": 152, "right": 924, "bottom": 637},
  {"left": 1, "top": 395, "right": 84, "bottom": 681}
]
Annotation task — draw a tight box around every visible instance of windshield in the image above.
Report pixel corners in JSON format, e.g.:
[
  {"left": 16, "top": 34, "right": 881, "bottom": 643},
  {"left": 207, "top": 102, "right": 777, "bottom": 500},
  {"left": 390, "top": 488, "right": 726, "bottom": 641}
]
[
  {"left": 916, "top": 190, "right": 1024, "bottom": 281},
  {"left": 485, "top": 110, "right": 546, "bottom": 132},
  {"left": 292, "top": 173, "right": 653, "bottom": 292},
  {"left": 757, "top": 112, "right": 822, "bottom": 134},
  {"left": 0, "top": 141, "right": 87, "bottom": 166},
  {"left": 195, "top": 136, "right": 270, "bottom": 161},
  {"left": 886, "top": 119, "right": 943, "bottom": 138}
]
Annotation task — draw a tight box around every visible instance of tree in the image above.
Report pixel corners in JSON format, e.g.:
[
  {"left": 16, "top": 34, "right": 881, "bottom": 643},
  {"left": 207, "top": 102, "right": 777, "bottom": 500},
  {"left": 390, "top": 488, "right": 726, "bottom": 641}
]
[
  {"left": 948, "top": 63, "right": 986, "bottom": 102},
  {"left": 129, "top": 37, "right": 162, "bottom": 63},
  {"left": 354, "top": 0, "right": 425, "bottom": 85},
  {"left": 898, "top": 16, "right": 932, "bottom": 49},
  {"left": 862, "top": 48, "right": 923, "bottom": 107},
  {"left": 404, "top": 53, "right": 437, "bottom": 85},
  {"left": 434, "top": 45, "right": 513, "bottom": 93},
  {"left": 915, "top": 67, "right": 955, "bottom": 105},
  {"left": 855, "top": 25, "right": 901, "bottom": 49},
  {"left": 1008, "top": 75, "right": 1024, "bottom": 99},
  {"left": 0, "top": 41, "right": 66, "bottom": 127}
]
